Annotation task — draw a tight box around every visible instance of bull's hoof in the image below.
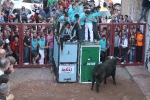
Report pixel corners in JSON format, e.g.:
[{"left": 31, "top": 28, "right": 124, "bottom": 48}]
[
  {"left": 104, "top": 82, "right": 107, "bottom": 84},
  {"left": 91, "top": 88, "right": 93, "bottom": 90},
  {"left": 113, "top": 82, "right": 116, "bottom": 85},
  {"left": 96, "top": 90, "right": 99, "bottom": 93}
]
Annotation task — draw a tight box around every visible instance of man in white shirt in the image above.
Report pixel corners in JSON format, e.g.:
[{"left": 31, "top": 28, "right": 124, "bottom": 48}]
[
  {"left": 119, "top": 34, "right": 128, "bottom": 64},
  {"left": 0, "top": 58, "right": 10, "bottom": 75},
  {"left": 0, "top": 58, "right": 10, "bottom": 76}
]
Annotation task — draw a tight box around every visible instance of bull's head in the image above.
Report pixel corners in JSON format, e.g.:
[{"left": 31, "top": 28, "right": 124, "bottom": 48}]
[{"left": 107, "top": 56, "right": 123, "bottom": 64}]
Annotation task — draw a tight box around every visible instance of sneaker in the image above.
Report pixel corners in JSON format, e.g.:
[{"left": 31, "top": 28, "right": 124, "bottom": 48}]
[
  {"left": 97, "top": 40, "right": 99, "bottom": 43},
  {"left": 83, "top": 40, "right": 88, "bottom": 42},
  {"left": 50, "top": 67, "right": 53, "bottom": 73},
  {"left": 93, "top": 39, "right": 97, "bottom": 43},
  {"left": 55, "top": 29, "right": 57, "bottom": 33},
  {"left": 142, "top": 21, "right": 146, "bottom": 23},
  {"left": 33, "top": 61, "right": 36, "bottom": 65},
  {"left": 129, "top": 62, "right": 133, "bottom": 64},
  {"left": 24, "top": 62, "right": 29, "bottom": 65},
  {"left": 121, "top": 62, "right": 124, "bottom": 64},
  {"left": 15, "top": 62, "right": 17, "bottom": 65}
]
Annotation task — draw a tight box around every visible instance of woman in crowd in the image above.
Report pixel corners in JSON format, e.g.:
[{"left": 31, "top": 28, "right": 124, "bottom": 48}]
[
  {"left": 47, "top": 30, "right": 54, "bottom": 64},
  {"left": 128, "top": 35, "right": 136, "bottom": 63},
  {"left": 11, "top": 36, "right": 19, "bottom": 64},
  {"left": 20, "top": 6, "right": 28, "bottom": 23}
]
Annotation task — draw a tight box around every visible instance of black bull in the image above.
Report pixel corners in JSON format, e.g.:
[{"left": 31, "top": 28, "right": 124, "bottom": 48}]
[{"left": 91, "top": 57, "right": 121, "bottom": 93}]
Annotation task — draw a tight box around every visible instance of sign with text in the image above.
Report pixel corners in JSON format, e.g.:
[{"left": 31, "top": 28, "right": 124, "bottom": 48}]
[{"left": 59, "top": 64, "right": 75, "bottom": 74}]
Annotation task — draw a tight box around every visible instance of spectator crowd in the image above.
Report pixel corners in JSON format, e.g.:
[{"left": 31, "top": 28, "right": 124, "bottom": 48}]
[
  {"left": 0, "top": 40, "right": 15, "bottom": 100},
  {"left": 0, "top": 0, "right": 148, "bottom": 99},
  {"left": 0, "top": 0, "right": 146, "bottom": 66}
]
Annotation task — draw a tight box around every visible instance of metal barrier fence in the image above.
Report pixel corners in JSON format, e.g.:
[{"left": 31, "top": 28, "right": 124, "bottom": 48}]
[
  {"left": 98, "top": 23, "right": 146, "bottom": 66},
  {"left": 0, "top": 23, "right": 146, "bottom": 67}
]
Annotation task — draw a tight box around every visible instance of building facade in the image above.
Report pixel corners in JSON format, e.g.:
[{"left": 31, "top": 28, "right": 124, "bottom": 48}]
[
  {"left": 122, "top": 0, "right": 150, "bottom": 72},
  {"left": 121, "top": 0, "right": 142, "bottom": 22}
]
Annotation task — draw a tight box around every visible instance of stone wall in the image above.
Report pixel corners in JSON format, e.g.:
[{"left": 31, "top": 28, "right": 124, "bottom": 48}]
[{"left": 121, "top": 0, "right": 142, "bottom": 21}]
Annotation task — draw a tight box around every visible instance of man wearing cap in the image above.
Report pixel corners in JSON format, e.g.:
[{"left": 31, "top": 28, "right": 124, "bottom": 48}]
[
  {"left": 0, "top": 39, "right": 4, "bottom": 49},
  {"left": 0, "top": 83, "right": 14, "bottom": 100}
]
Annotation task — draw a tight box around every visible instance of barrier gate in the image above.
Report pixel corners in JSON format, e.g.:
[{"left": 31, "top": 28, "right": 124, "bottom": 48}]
[{"left": 0, "top": 23, "right": 146, "bottom": 67}]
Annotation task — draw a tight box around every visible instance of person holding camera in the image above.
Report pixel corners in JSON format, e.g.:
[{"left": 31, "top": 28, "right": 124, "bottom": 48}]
[{"left": 11, "top": 37, "right": 19, "bottom": 65}]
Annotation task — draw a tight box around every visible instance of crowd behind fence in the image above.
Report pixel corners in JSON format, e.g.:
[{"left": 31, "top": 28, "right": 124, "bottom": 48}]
[{"left": 0, "top": 22, "right": 146, "bottom": 67}]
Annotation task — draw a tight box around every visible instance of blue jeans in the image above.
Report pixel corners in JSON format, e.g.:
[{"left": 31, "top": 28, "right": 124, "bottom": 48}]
[
  {"left": 121, "top": 48, "right": 127, "bottom": 62},
  {"left": 49, "top": 48, "right": 53, "bottom": 64},
  {"left": 129, "top": 49, "right": 135, "bottom": 62},
  {"left": 14, "top": 51, "right": 19, "bottom": 63},
  {"left": 137, "top": 7, "right": 149, "bottom": 22},
  {"left": 93, "top": 22, "right": 99, "bottom": 41},
  {"left": 24, "top": 46, "right": 30, "bottom": 63},
  {"left": 78, "top": 24, "right": 85, "bottom": 43}
]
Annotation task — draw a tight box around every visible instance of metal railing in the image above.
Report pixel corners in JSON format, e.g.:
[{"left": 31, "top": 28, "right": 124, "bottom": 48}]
[{"left": 0, "top": 22, "right": 146, "bottom": 67}]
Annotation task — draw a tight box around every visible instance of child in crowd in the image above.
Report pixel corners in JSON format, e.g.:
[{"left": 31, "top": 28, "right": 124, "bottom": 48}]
[
  {"left": 120, "top": 34, "right": 128, "bottom": 64},
  {"left": 39, "top": 34, "right": 47, "bottom": 64},
  {"left": 5, "top": 45, "right": 13, "bottom": 57},
  {"left": 31, "top": 36, "right": 39, "bottom": 65},
  {"left": 47, "top": 30, "right": 54, "bottom": 64},
  {"left": 100, "top": 35, "right": 107, "bottom": 63}
]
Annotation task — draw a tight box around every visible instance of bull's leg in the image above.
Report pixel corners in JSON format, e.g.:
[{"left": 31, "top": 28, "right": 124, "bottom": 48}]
[
  {"left": 96, "top": 78, "right": 99, "bottom": 93},
  {"left": 104, "top": 77, "right": 107, "bottom": 84},
  {"left": 112, "top": 72, "right": 116, "bottom": 85},
  {"left": 91, "top": 74, "right": 95, "bottom": 90}
]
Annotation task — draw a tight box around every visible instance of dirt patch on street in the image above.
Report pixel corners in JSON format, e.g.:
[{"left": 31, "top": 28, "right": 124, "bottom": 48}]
[{"left": 11, "top": 78, "right": 145, "bottom": 100}]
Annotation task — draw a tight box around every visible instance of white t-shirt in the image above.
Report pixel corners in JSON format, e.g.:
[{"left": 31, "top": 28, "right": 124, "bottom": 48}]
[{"left": 0, "top": 69, "right": 4, "bottom": 76}]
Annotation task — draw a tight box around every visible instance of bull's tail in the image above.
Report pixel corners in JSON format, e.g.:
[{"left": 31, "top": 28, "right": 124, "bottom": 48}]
[{"left": 91, "top": 73, "right": 95, "bottom": 90}]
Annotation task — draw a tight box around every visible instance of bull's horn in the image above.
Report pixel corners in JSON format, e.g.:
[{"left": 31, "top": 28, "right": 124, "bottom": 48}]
[{"left": 116, "top": 57, "right": 122, "bottom": 60}]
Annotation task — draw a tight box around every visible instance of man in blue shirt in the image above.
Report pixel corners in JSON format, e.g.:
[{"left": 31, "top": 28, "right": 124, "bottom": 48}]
[
  {"left": 92, "top": 7, "right": 100, "bottom": 42},
  {"left": 78, "top": 2, "right": 84, "bottom": 14},
  {"left": 68, "top": 4, "right": 76, "bottom": 18},
  {"left": 76, "top": 7, "right": 87, "bottom": 43},
  {"left": 58, "top": 13, "right": 70, "bottom": 33},
  {"left": 100, "top": 35, "right": 107, "bottom": 62},
  {"left": 31, "top": 36, "right": 39, "bottom": 65},
  {"left": 85, "top": 10, "right": 94, "bottom": 43}
]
